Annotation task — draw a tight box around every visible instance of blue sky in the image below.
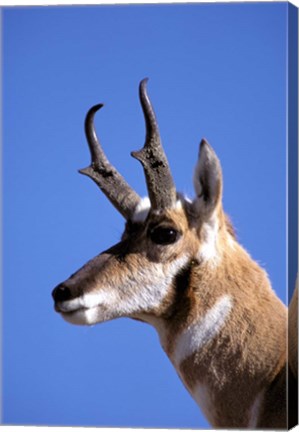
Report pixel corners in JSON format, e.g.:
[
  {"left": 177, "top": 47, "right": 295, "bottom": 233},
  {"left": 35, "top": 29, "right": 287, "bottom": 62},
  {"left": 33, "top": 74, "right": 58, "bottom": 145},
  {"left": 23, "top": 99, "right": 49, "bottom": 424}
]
[{"left": 2, "top": 3, "right": 290, "bottom": 429}]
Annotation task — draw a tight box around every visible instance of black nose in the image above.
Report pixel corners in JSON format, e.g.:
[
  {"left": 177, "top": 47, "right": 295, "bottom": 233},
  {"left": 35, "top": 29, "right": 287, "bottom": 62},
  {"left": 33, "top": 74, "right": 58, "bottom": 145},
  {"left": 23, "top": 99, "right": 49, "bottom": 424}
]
[{"left": 52, "top": 283, "right": 72, "bottom": 302}]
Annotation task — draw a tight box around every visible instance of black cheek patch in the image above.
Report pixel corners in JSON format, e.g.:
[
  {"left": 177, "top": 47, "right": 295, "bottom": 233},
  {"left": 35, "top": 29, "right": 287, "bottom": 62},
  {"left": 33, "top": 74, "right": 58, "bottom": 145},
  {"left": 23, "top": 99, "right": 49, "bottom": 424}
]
[{"left": 163, "top": 260, "right": 198, "bottom": 321}]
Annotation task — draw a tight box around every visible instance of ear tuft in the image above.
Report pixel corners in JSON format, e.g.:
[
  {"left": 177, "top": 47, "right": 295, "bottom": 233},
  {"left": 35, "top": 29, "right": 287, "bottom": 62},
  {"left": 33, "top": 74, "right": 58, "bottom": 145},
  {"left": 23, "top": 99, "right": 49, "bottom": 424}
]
[{"left": 192, "top": 139, "right": 222, "bottom": 216}]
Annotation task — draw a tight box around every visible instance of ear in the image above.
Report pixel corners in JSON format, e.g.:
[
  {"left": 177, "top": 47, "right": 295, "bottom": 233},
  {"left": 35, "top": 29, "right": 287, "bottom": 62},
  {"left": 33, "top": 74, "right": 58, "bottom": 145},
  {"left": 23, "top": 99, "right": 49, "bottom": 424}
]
[{"left": 192, "top": 139, "right": 223, "bottom": 218}]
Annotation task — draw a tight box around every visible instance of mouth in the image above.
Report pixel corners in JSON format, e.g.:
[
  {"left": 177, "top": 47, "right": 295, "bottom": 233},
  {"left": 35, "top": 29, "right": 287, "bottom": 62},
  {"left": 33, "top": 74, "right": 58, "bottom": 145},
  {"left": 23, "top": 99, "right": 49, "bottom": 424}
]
[
  {"left": 53, "top": 293, "right": 89, "bottom": 313},
  {"left": 54, "top": 302, "right": 86, "bottom": 314},
  {"left": 53, "top": 300, "right": 89, "bottom": 323},
  {"left": 58, "top": 306, "right": 96, "bottom": 325},
  {"left": 54, "top": 300, "right": 106, "bottom": 326}
]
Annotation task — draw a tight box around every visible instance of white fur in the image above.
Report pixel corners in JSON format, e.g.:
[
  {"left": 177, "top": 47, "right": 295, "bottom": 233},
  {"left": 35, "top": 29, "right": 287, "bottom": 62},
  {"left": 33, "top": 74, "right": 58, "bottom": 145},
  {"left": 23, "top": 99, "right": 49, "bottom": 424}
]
[
  {"left": 113, "top": 254, "right": 189, "bottom": 315},
  {"left": 58, "top": 291, "right": 118, "bottom": 313},
  {"left": 132, "top": 197, "right": 151, "bottom": 222},
  {"left": 172, "top": 295, "right": 233, "bottom": 366},
  {"left": 61, "top": 254, "right": 190, "bottom": 326},
  {"left": 174, "top": 199, "right": 183, "bottom": 211},
  {"left": 198, "top": 215, "right": 219, "bottom": 263},
  {"left": 227, "top": 233, "right": 237, "bottom": 249},
  {"left": 58, "top": 296, "right": 82, "bottom": 312},
  {"left": 61, "top": 307, "right": 99, "bottom": 326},
  {"left": 132, "top": 196, "right": 185, "bottom": 223}
]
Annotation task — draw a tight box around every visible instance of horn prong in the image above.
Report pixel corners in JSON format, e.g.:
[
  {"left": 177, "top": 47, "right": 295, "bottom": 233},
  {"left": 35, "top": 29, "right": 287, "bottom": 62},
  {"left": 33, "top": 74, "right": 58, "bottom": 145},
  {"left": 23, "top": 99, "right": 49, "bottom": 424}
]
[
  {"left": 80, "top": 103, "right": 141, "bottom": 220},
  {"left": 131, "top": 79, "right": 176, "bottom": 210}
]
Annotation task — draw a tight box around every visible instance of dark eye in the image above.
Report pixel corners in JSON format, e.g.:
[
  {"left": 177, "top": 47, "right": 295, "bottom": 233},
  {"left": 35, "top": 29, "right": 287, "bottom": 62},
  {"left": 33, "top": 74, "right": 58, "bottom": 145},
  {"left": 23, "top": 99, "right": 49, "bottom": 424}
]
[{"left": 149, "top": 226, "right": 179, "bottom": 245}]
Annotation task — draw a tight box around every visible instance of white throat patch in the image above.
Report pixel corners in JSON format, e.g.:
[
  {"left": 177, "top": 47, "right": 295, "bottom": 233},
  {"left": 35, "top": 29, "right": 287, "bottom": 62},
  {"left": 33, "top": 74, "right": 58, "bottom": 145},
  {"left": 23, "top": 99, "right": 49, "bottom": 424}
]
[{"left": 172, "top": 294, "right": 233, "bottom": 367}]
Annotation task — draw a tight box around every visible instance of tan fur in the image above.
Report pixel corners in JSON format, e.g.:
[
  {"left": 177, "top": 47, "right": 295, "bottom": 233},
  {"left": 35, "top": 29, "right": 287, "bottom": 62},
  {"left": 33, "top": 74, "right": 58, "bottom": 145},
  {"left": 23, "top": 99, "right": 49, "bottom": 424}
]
[
  {"left": 289, "top": 280, "right": 298, "bottom": 380},
  {"left": 53, "top": 139, "right": 295, "bottom": 428},
  {"left": 154, "top": 208, "right": 287, "bottom": 428}
]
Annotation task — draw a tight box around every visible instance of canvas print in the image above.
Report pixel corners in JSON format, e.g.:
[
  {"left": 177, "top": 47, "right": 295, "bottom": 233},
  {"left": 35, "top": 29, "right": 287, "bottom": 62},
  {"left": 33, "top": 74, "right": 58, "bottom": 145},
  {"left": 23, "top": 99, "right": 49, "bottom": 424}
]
[{"left": 2, "top": 2, "right": 298, "bottom": 430}]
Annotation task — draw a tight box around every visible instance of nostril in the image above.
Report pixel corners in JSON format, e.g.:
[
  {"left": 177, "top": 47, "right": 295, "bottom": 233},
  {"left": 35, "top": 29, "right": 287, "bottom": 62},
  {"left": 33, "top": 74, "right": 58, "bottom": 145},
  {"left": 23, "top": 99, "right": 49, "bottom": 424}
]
[{"left": 52, "top": 284, "right": 72, "bottom": 302}]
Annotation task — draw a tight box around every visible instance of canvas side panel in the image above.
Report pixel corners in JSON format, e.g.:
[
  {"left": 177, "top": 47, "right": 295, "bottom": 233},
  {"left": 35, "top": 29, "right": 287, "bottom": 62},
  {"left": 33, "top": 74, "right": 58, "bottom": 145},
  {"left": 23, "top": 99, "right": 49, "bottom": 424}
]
[{"left": 287, "top": 3, "right": 298, "bottom": 430}]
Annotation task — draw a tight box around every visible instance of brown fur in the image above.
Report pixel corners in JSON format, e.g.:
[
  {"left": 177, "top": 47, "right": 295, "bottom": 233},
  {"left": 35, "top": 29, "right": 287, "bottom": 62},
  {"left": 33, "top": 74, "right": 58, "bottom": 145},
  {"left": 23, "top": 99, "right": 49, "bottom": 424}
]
[
  {"left": 289, "top": 280, "right": 298, "bottom": 380},
  {"left": 129, "top": 204, "right": 289, "bottom": 428},
  {"left": 288, "top": 280, "right": 298, "bottom": 428},
  {"left": 158, "top": 208, "right": 287, "bottom": 428},
  {"left": 53, "top": 139, "right": 295, "bottom": 429}
]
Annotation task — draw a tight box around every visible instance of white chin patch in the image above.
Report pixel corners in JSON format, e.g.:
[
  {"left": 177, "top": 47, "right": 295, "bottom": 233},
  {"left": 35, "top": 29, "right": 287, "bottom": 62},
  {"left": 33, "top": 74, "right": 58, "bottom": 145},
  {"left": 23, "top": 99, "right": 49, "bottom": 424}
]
[{"left": 61, "top": 307, "right": 102, "bottom": 326}]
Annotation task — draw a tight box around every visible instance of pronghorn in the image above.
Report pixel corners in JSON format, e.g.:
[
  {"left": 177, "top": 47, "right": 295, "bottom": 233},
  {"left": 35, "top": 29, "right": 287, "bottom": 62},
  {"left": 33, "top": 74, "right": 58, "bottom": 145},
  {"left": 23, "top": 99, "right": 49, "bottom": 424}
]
[{"left": 52, "top": 79, "right": 296, "bottom": 429}]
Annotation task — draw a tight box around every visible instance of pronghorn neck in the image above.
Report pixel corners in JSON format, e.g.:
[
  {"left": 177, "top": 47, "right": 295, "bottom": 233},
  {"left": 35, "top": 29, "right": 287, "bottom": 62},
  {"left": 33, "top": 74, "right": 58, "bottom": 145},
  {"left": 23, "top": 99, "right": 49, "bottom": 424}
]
[
  {"left": 53, "top": 81, "right": 289, "bottom": 429},
  {"left": 144, "top": 244, "right": 287, "bottom": 428}
]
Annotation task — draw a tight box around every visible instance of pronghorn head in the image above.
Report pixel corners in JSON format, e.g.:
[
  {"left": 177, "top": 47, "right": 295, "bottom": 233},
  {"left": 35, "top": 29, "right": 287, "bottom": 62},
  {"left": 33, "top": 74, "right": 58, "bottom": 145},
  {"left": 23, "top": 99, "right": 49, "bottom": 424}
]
[{"left": 52, "top": 79, "right": 232, "bottom": 327}]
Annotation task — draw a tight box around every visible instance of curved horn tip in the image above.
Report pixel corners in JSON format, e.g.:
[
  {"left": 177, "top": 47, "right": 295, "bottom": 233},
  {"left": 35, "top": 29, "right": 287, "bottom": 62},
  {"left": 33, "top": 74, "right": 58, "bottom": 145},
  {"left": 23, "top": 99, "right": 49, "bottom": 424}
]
[
  {"left": 140, "top": 77, "right": 149, "bottom": 84},
  {"left": 86, "top": 103, "right": 104, "bottom": 118},
  {"left": 139, "top": 77, "right": 150, "bottom": 91}
]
